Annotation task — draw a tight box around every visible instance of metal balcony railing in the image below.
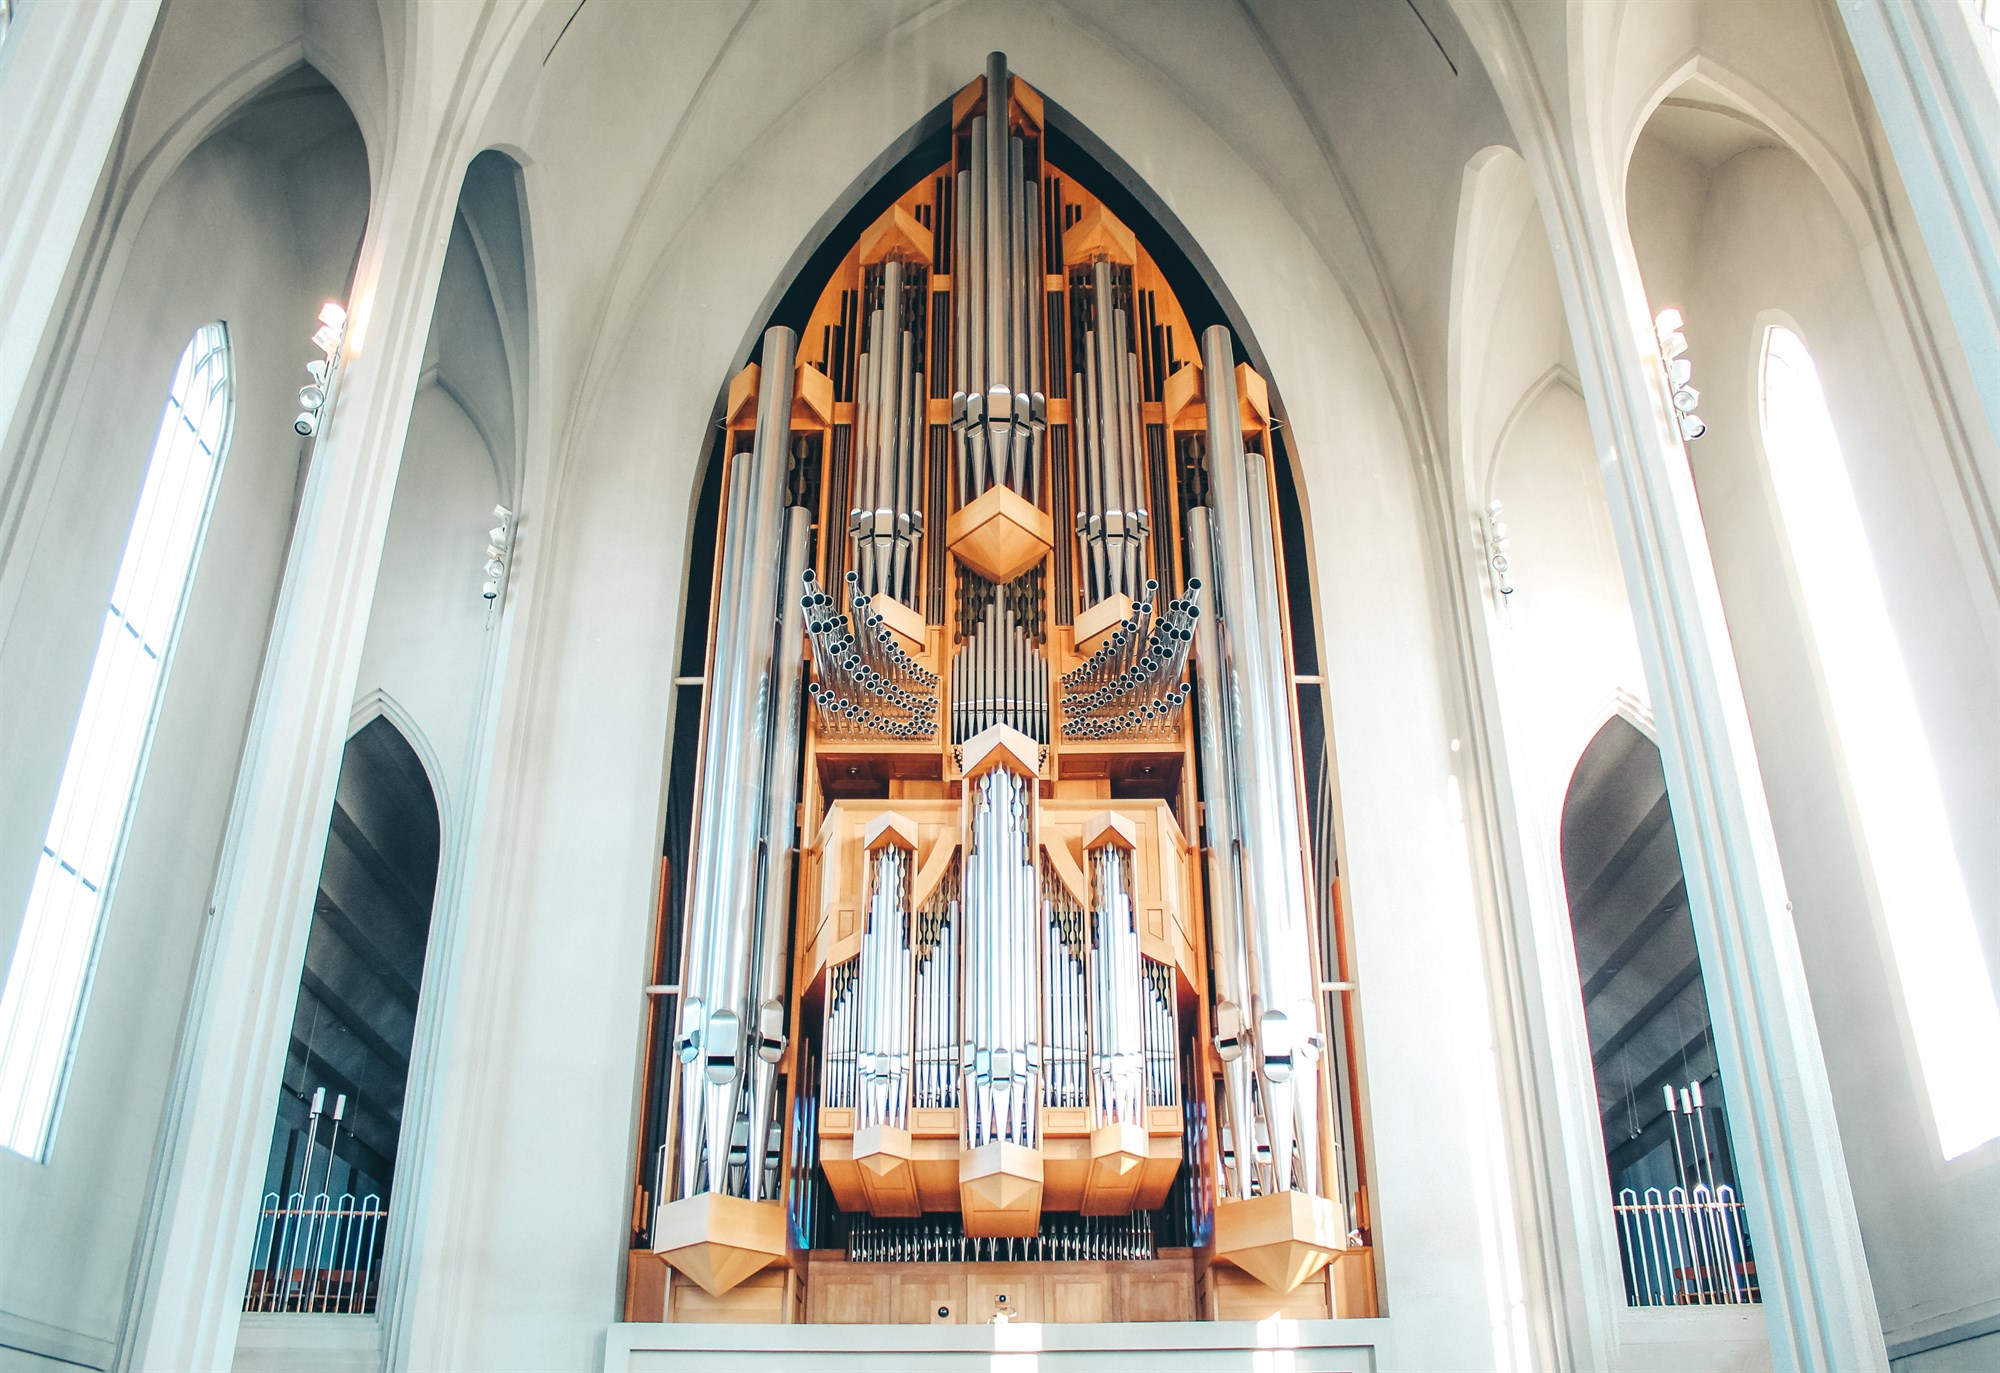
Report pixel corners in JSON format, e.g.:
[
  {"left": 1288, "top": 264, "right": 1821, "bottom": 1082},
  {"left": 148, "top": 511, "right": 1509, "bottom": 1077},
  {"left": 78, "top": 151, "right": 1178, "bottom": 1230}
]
[{"left": 241, "top": 1192, "right": 387, "bottom": 1314}]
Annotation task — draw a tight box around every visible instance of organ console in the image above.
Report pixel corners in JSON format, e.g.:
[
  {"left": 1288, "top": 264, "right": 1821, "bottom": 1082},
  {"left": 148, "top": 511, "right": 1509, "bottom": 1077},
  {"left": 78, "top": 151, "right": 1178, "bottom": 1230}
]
[{"left": 636, "top": 52, "right": 1373, "bottom": 1325}]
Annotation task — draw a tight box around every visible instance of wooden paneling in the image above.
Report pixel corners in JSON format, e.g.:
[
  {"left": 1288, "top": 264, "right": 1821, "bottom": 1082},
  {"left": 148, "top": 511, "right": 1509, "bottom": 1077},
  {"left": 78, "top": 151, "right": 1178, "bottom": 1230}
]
[
  {"left": 668, "top": 1268, "right": 789, "bottom": 1323},
  {"left": 802, "top": 1252, "right": 1197, "bottom": 1325},
  {"left": 1209, "top": 1264, "right": 1331, "bottom": 1322},
  {"left": 625, "top": 1249, "right": 667, "bottom": 1322}
]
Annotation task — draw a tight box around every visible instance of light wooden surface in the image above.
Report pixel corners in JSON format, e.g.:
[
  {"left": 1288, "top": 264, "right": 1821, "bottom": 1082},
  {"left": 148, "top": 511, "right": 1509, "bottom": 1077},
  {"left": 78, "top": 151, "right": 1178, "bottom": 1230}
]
[{"left": 804, "top": 1251, "right": 1196, "bottom": 1325}]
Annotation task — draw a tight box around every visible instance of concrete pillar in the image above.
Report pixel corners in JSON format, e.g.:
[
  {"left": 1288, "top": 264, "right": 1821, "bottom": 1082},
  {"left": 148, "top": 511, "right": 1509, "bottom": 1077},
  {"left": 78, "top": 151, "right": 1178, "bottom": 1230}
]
[
  {"left": 1836, "top": 0, "right": 2000, "bottom": 530},
  {"left": 117, "top": 139, "right": 465, "bottom": 1372},
  {"left": 0, "top": 0, "right": 165, "bottom": 571},
  {"left": 1555, "top": 142, "right": 1889, "bottom": 1373},
  {"left": 1443, "top": 9, "right": 1889, "bottom": 1369}
]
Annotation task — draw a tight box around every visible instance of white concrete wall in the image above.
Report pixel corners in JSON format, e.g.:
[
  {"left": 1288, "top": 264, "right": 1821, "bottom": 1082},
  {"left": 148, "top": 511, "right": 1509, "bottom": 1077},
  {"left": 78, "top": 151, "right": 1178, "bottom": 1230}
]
[
  {"left": 0, "top": 117, "right": 367, "bottom": 1368},
  {"left": 353, "top": 382, "right": 501, "bottom": 810},
  {"left": 1626, "top": 126, "right": 2000, "bottom": 1359},
  {"left": 390, "top": 4, "right": 1544, "bottom": 1369}
]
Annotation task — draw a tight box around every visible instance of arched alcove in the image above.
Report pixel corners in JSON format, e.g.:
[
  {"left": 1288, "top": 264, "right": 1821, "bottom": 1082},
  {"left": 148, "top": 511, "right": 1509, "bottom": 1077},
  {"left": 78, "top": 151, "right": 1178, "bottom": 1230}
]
[
  {"left": 1559, "top": 716, "right": 1751, "bottom": 1306},
  {"left": 243, "top": 715, "right": 441, "bottom": 1314},
  {"left": 1623, "top": 66, "right": 2000, "bottom": 1339}
]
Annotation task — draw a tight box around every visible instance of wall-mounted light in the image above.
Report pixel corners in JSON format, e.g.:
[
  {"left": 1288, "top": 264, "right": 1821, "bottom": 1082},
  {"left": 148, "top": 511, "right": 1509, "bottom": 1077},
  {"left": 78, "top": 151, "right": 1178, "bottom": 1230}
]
[
  {"left": 1652, "top": 307, "right": 1707, "bottom": 441},
  {"left": 294, "top": 301, "right": 349, "bottom": 436},
  {"left": 483, "top": 505, "right": 515, "bottom": 602},
  {"left": 1484, "top": 498, "right": 1514, "bottom": 599}
]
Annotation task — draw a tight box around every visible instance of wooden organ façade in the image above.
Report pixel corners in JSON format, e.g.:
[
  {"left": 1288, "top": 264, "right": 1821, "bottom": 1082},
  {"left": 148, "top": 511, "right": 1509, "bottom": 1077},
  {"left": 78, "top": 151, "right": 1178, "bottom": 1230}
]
[{"left": 637, "top": 53, "right": 1373, "bottom": 1326}]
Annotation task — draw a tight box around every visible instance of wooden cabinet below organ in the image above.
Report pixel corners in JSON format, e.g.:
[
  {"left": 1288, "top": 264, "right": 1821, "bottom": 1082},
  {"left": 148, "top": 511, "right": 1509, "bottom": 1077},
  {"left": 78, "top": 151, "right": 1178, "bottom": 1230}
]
[{"left": 803, "top": 1251, "right": 1197, "bottom": 1324}]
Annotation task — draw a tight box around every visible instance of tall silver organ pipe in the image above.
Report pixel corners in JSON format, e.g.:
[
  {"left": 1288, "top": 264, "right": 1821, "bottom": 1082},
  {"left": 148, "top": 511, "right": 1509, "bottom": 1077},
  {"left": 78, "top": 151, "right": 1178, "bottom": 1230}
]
[
  {"left": 1198, "top": 323, "right": 1321, "bottom": 1197},
  {"left": 855, "top": 845, "right": 913, "bottom": 1132},
  {"left": 913, "top": 871, "right": 961, "bottom": 1110},
  {"left": 952, "top": 52, "right": 1045, "bottom": 504},
  {"left": 1245, "top": 446, "right": 1324, "bottom": 1188},
  {"left": 1088, "top": 843, "right": 1146, "bottom": 1129},
  {"left": 850, "top": 257, "right": 926, "bottom": 604},
  {"left": 1073, "top": 259, "right": 1149, "bottom": 602},
  {"left": 1042, "top": 872, "right": 1088, "bottom": 1109},
  {"left": 674, "top": 325, "right": 798, "bottom": 1199},
  {"left": 1187, "top": 512, "right": 1258, "bottom": 1201},
  {"left": 744, "top": 506, "right": 812, "bottom": 1201},
  {"left": 960, "top": 766, "right": 1041, "bottom": 1149}
]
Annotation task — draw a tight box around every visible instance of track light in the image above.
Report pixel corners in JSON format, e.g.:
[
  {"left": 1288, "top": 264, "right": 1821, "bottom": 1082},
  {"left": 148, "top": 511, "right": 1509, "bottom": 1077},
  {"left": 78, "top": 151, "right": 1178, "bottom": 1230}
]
[
  {"left": 1483, "top": 498, "right": 1514, "bottom": 599},
  {"left": 482, "top": 506, "right": 516, "bottom": 602},
  {"left": 293, "top": 300, "right": 350, "bottom": 437},
  {"left": 1651, "top": 305, "right": 1706, "bottom": 441}
]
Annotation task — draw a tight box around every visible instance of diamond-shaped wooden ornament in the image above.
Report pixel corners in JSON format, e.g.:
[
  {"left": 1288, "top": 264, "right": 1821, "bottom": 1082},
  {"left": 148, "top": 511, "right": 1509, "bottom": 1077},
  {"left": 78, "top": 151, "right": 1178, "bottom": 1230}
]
[
  {"left": 960, "top": 1140, "right": 1044, "bottom": 1237},
  {"left": 859, "top": 203, "right": 935, "bottom": 267},
  {"left": 1082, "top": 810, "right": 1138, "bottom": 853},
  {"left": 946, "top": 483, "right": 1052, "bottom": 584},
  {"left": 723, "top": 359, "right": 834, "bottom": 431},
  {"left": 864, "top": 810, "right": 919, "bottom": 853},
  {"left": 960, "top": 723, "right": 1040, "bottom": 782},
  {"left": 1073, "top": 592, "right": 1133, "bottom": 656},
  {"left": 1081, "top": 1122, "right": 1148, "bottom": 1215},
  {"left": 1062, "top": 202, "right": 1137, "bottom": 267},
  {"left": 1212, "top": 1191, "right": 1347, "bottom": 1293},
  {"left": 651, "top": 1192, "right": 786, "bottom": 1297},
  {"left": 853, "top": 1123, "right": 921, "bottom": 1217}
]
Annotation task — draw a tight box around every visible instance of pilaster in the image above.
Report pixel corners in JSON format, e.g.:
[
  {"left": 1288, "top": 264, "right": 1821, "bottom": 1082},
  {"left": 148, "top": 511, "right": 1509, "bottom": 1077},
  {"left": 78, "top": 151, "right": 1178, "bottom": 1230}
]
[{"left": 117, "top": 143, "right": 464, "bottom": 1372}]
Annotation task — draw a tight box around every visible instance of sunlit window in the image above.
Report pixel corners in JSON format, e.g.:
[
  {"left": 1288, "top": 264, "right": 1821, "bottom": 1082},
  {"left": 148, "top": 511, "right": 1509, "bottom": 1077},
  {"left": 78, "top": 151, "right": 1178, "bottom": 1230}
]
[
  {"left": 1977, "top": 0, "right": 2000, "bottom": 67},
  {"left": 1758, "top": 323, "right": 2000, "bottom": 1159},
  {"left": 0, "top": 323, "right": 233, "bottom": 1160}
]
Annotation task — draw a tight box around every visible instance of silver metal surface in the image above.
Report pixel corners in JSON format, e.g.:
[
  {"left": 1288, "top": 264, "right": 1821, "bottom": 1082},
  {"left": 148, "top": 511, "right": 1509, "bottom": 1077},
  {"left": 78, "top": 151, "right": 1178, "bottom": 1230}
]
[
  {"left": 675, "top": 325, "right": 798, "bottom": 1200},
  {"left": 744, "top": 503, "right": 812, "bottom": 1200}
]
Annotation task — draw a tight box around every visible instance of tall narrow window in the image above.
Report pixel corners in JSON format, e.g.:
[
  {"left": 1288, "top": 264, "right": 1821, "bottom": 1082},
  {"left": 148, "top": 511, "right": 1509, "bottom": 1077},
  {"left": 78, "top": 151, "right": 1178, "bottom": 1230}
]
[
  {"left": 0, "top": 322, "right": 233, "bottom": 1160},
  {"left": 1758, "top": 323, "right": 2000, "bottom": 1159}
]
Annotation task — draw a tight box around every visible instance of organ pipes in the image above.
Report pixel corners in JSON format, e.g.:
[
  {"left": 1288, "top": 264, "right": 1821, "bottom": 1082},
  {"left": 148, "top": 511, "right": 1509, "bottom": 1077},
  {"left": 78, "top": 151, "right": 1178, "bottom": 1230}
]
[
  {"left": 951, "top": 51, "right": 1046, "bottom": 505},
  {"left": 652, "top": 50, "right": 1361, "bottom": 1311},
  {"left": 913, "top": 869, "right": 961, "bottom": 1111},
  {"left": 673, "top": 325, "right": 800, "bottom": 1202},
  {"left": 849, "top": 257, "right": 927, "bottom": 604},
  {"left": 1072, "top": 259, "right": 1149, "bottom": 601},
  {"left": 1088, "top": 841, "right": 1146, "bottom": 1130},
  {"left": 803, "top": 568, "right": 939, "bottom": 739},
  {"left": 1042, "top": 870, "right": 1088, "bottom": 1110},
  {"left": 1059, "top": 577, "right": 1202, "bottom": 740},
  {"left": 1194, "top": 323, "right": 1326, "bottom": 1199},
  {"left": 743, "top": 506, "right": 811, "bottom": 1201},
  {"left": 950, "top": 571, "right": 1049, "bottom": 745},
  {"left": 960, "top": 765, "right": 1041, "bottom": 1150},
  {"left": 855, "top": 844, "right": 914, "bottom": 1133}
]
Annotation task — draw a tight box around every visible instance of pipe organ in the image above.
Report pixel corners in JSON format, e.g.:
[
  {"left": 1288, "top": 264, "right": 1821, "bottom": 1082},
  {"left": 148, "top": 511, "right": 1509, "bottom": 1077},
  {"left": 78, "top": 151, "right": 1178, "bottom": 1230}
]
[{"left": 640, "top": 53, "right": 1372, "bottom": 1326}]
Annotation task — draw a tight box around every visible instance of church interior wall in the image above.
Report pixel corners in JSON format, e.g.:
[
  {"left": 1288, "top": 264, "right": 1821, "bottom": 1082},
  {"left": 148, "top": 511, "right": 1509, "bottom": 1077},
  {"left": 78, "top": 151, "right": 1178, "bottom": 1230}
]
[
  {"left": 2, "top": 0, "right": 1997, "bottom": 1368},
  {"left": 1623, "top": 86, "right": 2000, "bottom": 1362},
  {"left": 382, "top": 5, "right": 1564, "bottom": 1368},
  {"left": 0, "top": 67, "right": 369, "bottom": 1367}
]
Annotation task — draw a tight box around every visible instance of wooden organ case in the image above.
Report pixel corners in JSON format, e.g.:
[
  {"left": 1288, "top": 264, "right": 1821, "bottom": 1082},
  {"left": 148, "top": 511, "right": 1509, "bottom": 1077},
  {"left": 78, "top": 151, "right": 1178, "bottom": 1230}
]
[{"left": 633, "top": 53, "right": 1376, "bottom": 1327}]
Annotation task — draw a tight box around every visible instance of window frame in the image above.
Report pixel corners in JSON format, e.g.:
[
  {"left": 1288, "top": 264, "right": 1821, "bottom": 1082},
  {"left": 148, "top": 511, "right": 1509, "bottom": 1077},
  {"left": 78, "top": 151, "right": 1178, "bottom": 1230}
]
[{"left": 0, "top": 321, "right": 235, "bottom": 1161}]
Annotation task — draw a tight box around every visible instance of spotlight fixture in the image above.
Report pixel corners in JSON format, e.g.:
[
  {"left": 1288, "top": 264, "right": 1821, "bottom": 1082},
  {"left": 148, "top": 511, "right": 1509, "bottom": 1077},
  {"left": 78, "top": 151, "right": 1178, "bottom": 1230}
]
[
  {"left": 1484, "top": 498, "right": 1514, "bottom": 599},
  {"left": 1652, "top": 307, "right": 1706, "bottom": 441},
  {"left": 483, "top": 504, "right": 515, "bottom": 602},
  {"left": 293, "top": 299, "right": 350, "bottom": 437}
]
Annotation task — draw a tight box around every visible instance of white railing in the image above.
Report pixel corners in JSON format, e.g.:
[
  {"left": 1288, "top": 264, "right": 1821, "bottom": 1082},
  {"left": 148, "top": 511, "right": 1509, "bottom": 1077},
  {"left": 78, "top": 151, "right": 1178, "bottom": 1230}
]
[
  {"left": 1614, "top": 1184, "right": 1758, "bottom": 1306},
  {"left": 242, "top": 1192, "right": 387, "bottom": 1314}
]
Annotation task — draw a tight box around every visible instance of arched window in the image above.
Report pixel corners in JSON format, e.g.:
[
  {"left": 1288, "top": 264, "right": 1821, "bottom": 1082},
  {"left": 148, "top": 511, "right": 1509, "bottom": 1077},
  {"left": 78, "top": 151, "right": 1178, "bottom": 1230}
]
[
  {"left": 1758, "top": 323, "right": 2000, "bottom": 1159},
  {"left": 0, "top": 322, "right": 233, "bottom": 1160}
]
